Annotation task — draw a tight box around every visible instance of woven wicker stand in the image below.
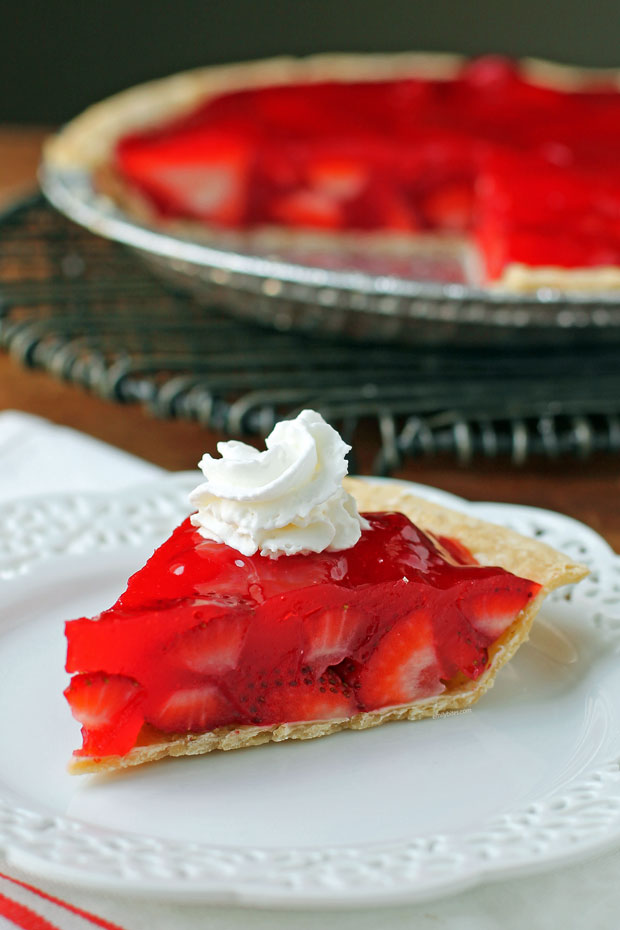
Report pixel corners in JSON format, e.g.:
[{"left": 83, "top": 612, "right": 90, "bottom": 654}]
[{"left": 2, "top": 194, "right": 620, "bottom": 471}]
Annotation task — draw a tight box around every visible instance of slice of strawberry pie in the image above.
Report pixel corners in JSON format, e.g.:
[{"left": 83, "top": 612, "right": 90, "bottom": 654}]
[{"left": 64, "top": 411, "right": 587, "bottom": 773}]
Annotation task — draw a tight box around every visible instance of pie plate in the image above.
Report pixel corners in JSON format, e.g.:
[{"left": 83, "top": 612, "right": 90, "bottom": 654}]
[
  {"left": 1, "top": 473, "right": 620, "bottom": 908},
  {"left": 39, "top": 58, "right": 620, "bottom": 348}
]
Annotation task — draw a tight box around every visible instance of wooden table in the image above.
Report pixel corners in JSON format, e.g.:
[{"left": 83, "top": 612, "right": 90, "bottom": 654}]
[{"left": 2, "top": 127, "right": 619, "bottom": 550}]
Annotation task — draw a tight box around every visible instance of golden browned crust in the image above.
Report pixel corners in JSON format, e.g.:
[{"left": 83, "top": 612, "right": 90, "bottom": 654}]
[
  {"left": 520, "top": 56, "right": 620, "bottom": 91},
  {"left": 68, "top": 480, "right": 587, "bottom": 774},
  {"left": 494, "top": 263, "right": 620, "bottom": 294}
]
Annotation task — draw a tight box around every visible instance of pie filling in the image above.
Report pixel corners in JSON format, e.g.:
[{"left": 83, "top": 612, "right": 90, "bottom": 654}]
[
  {"left": 64, "top": 511, "right": 540, "bottom": 759},
  {"left": 111, "top": 56, "right": 620, "bottom": 285}
]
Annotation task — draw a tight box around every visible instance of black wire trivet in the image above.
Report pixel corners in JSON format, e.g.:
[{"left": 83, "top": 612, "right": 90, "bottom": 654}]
[{"left": 2, "top": 193, "right": 620, "bottom": 473}]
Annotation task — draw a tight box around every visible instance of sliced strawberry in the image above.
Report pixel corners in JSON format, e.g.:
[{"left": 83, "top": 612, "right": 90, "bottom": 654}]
[
  {"left": 340, "top": 610, "right": 444, "bottom": 710},
  {"left": 250, "top": 549, "right": 343, "bottom": 599},
  {"left": 146, "top": 682, "right": 239, "bottom": 733},
  {"left": 302, "top": 604, "right": 367, "bottom": 675},
  {"left": 434, "top": 534, "right": 477, "bottom": 566},
  {"left": 307, "top": 158, "right": 369, "bottom": 201},
  {"left": 64, "top": 672, "right": 144, "bottom": 729},
  {"left": 422, "top": 181, "right": 475, "bottom": 231},
  {"left": 65, "top": 599, "right": 236, "bottom": 677},
  {"left": 117, "top": 130, "right": 251, "bottom": 226},
  {"left": 153, "top": 162, "right": 247, "bottom": 224},
  {"left": 77, "top": 711, "right": 146, "bottom": 758},
  {"left": 268, "top": 676, "right": 358, "bottom": 724},
  {"left": 235, "top": 585, "right": 353, "bottom": 685},
  {"left": 270, "top": 189, "right": 343, "bottom": 229},
  {"left": 430, "top": 602, "right": 489, "bottom": 680},
  {"left": 166, "top": 609, "right": 252, "bottom": 675},
  {"left": 458, "top": 575, "right": 541, "bottom": 640},
  {"left": 259, "top": 144, "right": 302, "bottom": 188},
  {"left": 235, "top": 667, "right": 358, "bottom": 726},
  {"left": 366, "top": 180, "right": 420, "bottom": 232},
  {"left": 65, "top": 672, "right": 146, "bottom": 758}
]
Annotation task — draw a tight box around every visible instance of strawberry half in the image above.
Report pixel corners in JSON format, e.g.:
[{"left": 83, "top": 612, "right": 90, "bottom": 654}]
[
  {"left": 116, "top": 130, "right": 252, "bottom": 226},
  {"left": 165, "top": 609, "right": 252, "bottom": 676},
  {"left": 270, "top": 189, "right": 344, "bottom": 229},
  {"left": 267, "top": 675, "right": 358, "bottom": 725},
  {"left": 421, "top": 180, "right": 475, "bottom": 231},
  {"left": 233, "top": 666, "right": 358, "bottom": 726},
  {"left": 458, "top": 575, "right": 541, "bottom": 640},
  {"left": 64, "top": 672, "right": 145, "bottom": 757},
  {"left": 340, "top": 610, "right": 445, "bottom": 710},
  {"left": 145, "top": 682, "right": 239, "bottom": 734},
  {"left": 65, "top": 599, "right": 239, "bottom": 678},
  {"left": 302, "top": 604, "right": 367, "bottom": 676},
  {"left": 352, "top": 178, "right": 420, "bottom": 231},
  {"left": 434, "top": 534, "right": 476, "bottom": 566},
  {"left": 307, "top": 157, "right": 369, "bottom": 201},
  {"left": 429, "top": 601, "right": 489, "bottom": 680}
]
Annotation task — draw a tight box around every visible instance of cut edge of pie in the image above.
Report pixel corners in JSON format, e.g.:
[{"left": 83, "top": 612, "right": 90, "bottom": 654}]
[
  {"left": 43, "top": 52, "right": 620, "bottom": 295},
  {"left": 68, "top": 478, "right": 588, "bottom": 774}
]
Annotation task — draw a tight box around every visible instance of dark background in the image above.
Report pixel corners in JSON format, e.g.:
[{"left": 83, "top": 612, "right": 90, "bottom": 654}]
[{"left": 2, "top": 0, "right": 620, "bottom": 124}]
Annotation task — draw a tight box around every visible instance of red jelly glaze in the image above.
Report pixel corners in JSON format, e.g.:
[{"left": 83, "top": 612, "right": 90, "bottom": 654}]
[
  {"left": 114, "top": 56, "right": 620, "bottom": 281},
  {"left": 65, "top": 512, "right": 541, "bottom": 756}
]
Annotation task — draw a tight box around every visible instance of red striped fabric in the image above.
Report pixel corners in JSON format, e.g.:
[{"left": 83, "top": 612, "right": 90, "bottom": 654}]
[
  {"left": 0, "top": 874, "right": 127, "bottom": 930},
  {"left": 0, "top": 891, "right": 60, "bottom": 930}
]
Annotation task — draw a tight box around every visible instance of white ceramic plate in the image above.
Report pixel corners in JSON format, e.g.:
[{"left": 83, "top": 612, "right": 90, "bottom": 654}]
[{"left": 0, "top": 474, "right": 619, "bottom": 908}]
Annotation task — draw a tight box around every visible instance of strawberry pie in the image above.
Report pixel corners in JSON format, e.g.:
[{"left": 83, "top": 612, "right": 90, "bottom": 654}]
[
  {"left": 64, "top": 411, "right": 587, "bottom": 773},
  {"left": 44, "top": 52, "right": 620, "bottom": 292}
]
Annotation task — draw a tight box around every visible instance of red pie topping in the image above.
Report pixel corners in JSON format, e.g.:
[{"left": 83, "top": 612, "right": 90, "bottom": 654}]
[{"left": 113, "top": 56, "right": 620, "bottom": 284}]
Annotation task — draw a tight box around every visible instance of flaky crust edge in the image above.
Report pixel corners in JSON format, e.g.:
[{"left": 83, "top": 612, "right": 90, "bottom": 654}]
[
  {"left": 494, "top": 263, "right": 620, "bottom": 294},
  {"left": 68, "top": 479, "right": 588, "bottom": 774}
]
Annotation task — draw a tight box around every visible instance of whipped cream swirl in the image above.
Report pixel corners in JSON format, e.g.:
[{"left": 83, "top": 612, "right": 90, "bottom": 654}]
[{"left": 189, "top": 410, "right": 369, "bottom": 558}]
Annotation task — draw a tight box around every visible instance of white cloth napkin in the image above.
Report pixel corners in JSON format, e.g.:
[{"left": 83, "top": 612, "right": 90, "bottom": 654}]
[
  {"left": 0, "top": 409, "right": 619, "bottom": 930},
  {"left": 0, "top": 411, "right": 162, "bottom": 503}
]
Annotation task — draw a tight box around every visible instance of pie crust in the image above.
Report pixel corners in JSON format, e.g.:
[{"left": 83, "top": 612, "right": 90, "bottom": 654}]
[
  {"left": 43, "top": 53, "right": 620, "bottom": 294},
  {"left": 68, "top": 478, "right": 587, "bottom": 774}
]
